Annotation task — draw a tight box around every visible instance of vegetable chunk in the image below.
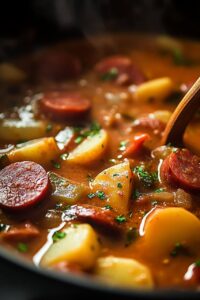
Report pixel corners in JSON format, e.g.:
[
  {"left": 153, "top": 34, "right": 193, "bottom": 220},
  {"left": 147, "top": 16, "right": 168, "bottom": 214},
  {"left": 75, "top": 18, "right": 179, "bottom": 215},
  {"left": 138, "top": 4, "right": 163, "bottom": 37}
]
[
  {"left": 0, "top": 119, "right": 47, "bottom": 142},
  {"left": 8, "top": 137, "right": 59, "bottom": 165},
  {"left": 49, "top": 172, "right": 85, "bottom": 204},
  {"left": 67, "top": 129, "right": 108, "bottom": 164},
  {"left": 142, "top": 207, "right": 200, "bottom": 258},
  {"left": 134, "top": 77, "right": 173, "bottom": 102},
  {"left": 92, "top": 161, "right": 132, "bottom": 214},
  {"left": 95, "top": 256, "right": 153, "bottom": 288},
  {"left": 41, "top": 224, "right": 100, "bottom": 269}
]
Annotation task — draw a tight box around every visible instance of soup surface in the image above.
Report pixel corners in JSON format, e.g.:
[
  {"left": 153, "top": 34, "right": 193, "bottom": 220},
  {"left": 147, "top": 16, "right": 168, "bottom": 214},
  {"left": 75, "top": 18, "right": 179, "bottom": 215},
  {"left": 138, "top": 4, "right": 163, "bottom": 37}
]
[{"left": 0, "top": 34, "right": 200, "bottom": 290}]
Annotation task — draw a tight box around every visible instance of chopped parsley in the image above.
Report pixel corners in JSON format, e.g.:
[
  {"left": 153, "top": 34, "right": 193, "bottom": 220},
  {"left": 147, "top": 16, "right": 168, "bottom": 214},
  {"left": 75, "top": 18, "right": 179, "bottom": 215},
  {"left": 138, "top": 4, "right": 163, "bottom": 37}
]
[
  {"left": 132, "top": 189, "right": 141, "bottom": 200},
  {"left": 155, "top": 188, "right": 165, "bottom": 193},
  {"left": 87, "top": 193, "right": 96, "bottom": 199},
  {"left": 119, "top": 140, "right": 128, "bottom": 151},
  {"left": 74, "top": 122, "right": 101, "bottom": 144},
  {"left": 170, "top": 242, "right": 185, "bottom": 257},
  {"left": 125, "top": 227, "right": 138, "bottom": 247},
  {"left": 113, "top": 173, "right": 120, "bottom": 177},
  {"left": 104, "top": 205, "right": 113, "bottom": 210},
  {"left": 100, "top": 68, "right": 118, "bottom": 81},
  {"left": 46, "top": 123, "right": 53, "bottom": 132},
  {"left": 75, "top": 136, "right": 83, "bottom": 144},
  {"left": 52, "top": 231, "right": 66, "bottom": 243},
  {"left": 60, "top": 153, "right": 69, "bottom": 160},
  {"left": 133, "top": 165, "right": 158, "bottom": 187},
  {"left": 51, "top": 160, "right": 61, "bottom": 169},
  {"left": 195, "top": 260, "right": 200, "bottom": 267},
  {"left": 17, "top": 243, "right": 28, "bottom": 253},
  {"left": 115, "top": 215, "right": 127, "bottom": 224},
  {"left": 96, "top": 191, "right": 106, "bottom": 200},
  {"left": 172, "top": 48, "right": 195, "bottom": 66},
  {"left": 0, "top": 223, "right": 7, "bottom": 232},
  {"left": 117, "top": 182, "right": 123, "bottom": 188}
]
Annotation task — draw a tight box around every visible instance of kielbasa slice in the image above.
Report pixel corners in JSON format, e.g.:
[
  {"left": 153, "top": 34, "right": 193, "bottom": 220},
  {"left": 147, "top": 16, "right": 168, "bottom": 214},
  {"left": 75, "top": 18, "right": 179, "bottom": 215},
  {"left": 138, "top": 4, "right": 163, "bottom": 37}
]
[
  {"left": 36, "top": 50, "right": 81, "bottom": 81},
  {"left": 95, "top": 55, "right": 146, "bottom": 86},
  {"left": 161, "top": 150, "right": 200, "bottom": 191},
  {"left": 1, "top": 223, "right": 39, "bottom": 241},
  {"left": 0, "top": 161, "right": 48, "bottom": 210},
  {"left": 62, "top": 204, "right": 124, "bottom": 234},
  {"left": 40, "top": 92, "right": 91, "bottom": 119},
  {"left": 133, "top": 117, "right": 165, "bottom": 134}
]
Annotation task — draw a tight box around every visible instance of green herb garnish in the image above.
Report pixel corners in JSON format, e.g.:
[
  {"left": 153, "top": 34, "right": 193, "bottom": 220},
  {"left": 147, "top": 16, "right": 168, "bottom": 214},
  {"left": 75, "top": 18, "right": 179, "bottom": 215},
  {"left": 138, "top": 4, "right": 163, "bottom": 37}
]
[
  {"left": 0, "top": 224, "right": 7, "bottom": 232},
  {"left": 75, "top": 136, "right": 83, "bottom": 144},
  {"left": 133, "top": 165, "right": 158, "bottom": 187},
  {"left": 96, "top": 191, "right": 106, "bottom": 200},
  {"left": 87, "top": 193, "right": 96, "bottom": 199},
  {"left": 60, "top": 153, "right": 69, "bottom": 160},
  {"left": 51, "top": 160, "right": 61, "bottom": 169},
  {"left": 104, "top": 205, "right": 113, "bottom": 210},
  {"left": 46, "top": 123, "right": 53, "bottom": 132},
  {"left": 170, "top": 242, "right": 184, "bottom": 257},
  {"left": 17, "top": 243, "right": 28, "bottom": 253},
  {"left": 117, "top": 182, "right": 123, "bottom": 188},
  {"left": 125, "top": 227, "right": 138, "bottom": 247},
  {"left": 172, "top": 48, "right": 196, "bottom": 66},
  {"left": 119, "top": 140, "right": 128, "bottom": 151},
  {"left": 115, "top": 215, "right": 127, "bottom": 224},
  {"left": 132, "top": 189, "right": 141, "bottom": 200},
  {"left": 100, "top": 68, "right": 118, "bottom": 81},
  {"left": 155, "top": 188, "right": 165, "bottom": 193},
  {"left": 52, "top": 231, "right": 66, "bottom": 243},
  {"left": 195, "top": 260, "right": 200, "bottom": 267}
]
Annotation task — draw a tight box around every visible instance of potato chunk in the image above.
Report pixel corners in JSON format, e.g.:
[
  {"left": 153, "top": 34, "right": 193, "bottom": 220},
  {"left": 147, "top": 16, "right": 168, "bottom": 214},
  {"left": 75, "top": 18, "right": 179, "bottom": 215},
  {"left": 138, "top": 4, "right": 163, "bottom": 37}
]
[
  {"left": 0, "top": 63, "right": 26, "bottom": 83},
  {"left": 92, "top": 161, "right": 132, "bottom": 214},
  {"left": 67, "top": 129, "right": 108, "bottom": 164},
  {"left": 134, "top": 77, "right": 173, "bottom": 102},
  {"left": 8, "top": 137, "right": 59, "bottom": 165},
  {"left": 95, "top": 256, "right": 153, "bottom": 289},
  {"left": 41, "top": 224, "right": 100, "bottom": 269},
  {"left": 0, "top": 119, "right": 47, "bottom": 142},
  {"left": 142, "top": 207, "right": 200, "bottom": 258},
  {"left": 184, "top": 123, "right": 200, "bottom": 156}
]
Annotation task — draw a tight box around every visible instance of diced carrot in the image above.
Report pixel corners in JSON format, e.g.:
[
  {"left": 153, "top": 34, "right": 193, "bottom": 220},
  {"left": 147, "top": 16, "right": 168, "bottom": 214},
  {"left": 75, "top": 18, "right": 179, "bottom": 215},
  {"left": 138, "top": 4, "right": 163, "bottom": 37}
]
[{"left": 122, "top": 133, "right": 150, "bottom": 157}]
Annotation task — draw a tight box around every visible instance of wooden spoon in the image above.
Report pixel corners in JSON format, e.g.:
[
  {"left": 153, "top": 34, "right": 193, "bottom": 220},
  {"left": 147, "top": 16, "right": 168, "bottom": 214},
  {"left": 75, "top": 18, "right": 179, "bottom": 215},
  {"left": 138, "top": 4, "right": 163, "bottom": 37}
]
[{"left": 161, "top": 77, "right": 200, "bottom": 147}]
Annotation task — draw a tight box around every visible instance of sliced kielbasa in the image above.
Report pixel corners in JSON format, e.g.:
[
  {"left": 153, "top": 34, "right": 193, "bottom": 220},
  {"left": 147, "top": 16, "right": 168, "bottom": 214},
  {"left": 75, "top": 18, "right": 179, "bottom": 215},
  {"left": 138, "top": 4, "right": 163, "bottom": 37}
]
[
  {"left": 36, "top": 50, "right": 81, "bottom": 81},
  {"left": 95, "top": 55, "right": 146, "bottom": 86},
  {"left": 161, "top": 150, "right": 200, "bottom": 191},
  {"left": 40, "top": 91, "right": 91, "bottom": 119},
  {"left": 1, "top": 223, "right": 39, "bottom": 241},
  {"left": 62, "top": 204, "right": 124, "bottom": 234},
  {"left": 0, "top": 161, "right": 49, "bottom": 211}
]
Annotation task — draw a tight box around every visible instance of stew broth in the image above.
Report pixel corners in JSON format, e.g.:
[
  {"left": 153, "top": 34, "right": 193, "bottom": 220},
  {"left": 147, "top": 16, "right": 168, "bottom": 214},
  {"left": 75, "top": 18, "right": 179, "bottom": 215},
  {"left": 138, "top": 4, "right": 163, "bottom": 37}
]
[{"left": 0, "top": 34, "right": 200, "bottom": 290}]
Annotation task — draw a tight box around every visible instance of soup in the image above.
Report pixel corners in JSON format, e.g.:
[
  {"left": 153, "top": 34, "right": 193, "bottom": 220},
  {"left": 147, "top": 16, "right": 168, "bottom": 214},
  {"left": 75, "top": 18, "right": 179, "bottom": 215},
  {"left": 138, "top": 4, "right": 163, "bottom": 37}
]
[{"left": 0, "top": 34, "right": 200, "bottom": 290}]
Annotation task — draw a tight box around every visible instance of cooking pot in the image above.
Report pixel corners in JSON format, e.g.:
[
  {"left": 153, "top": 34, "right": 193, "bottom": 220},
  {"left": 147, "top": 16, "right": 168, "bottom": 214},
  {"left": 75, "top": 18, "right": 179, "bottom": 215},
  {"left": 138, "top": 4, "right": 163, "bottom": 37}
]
[{"left": 0, "top": 1, "right": 199, "bottom": 299}]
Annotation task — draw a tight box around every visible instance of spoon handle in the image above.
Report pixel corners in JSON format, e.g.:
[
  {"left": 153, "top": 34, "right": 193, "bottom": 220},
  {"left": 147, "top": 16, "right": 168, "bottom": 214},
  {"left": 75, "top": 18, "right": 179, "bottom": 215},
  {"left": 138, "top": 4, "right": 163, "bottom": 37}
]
[{"left": 161, "top": 77, "right": 200, "bottom": 147}]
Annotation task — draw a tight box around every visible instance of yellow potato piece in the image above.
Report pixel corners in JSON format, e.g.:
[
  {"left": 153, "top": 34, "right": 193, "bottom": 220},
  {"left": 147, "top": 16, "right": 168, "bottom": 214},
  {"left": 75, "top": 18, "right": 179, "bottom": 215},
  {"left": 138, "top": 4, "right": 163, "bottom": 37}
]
[
  {"left": 0, "top": 119, "right": 47, "bottom": 142},
  {"left": 95, "top": 256, "right": 153, "bottom": 289},
  {"left": 41, "top": 224, "right": 100, "bottom": 270},
  {"left": 67, "top": 129, "right": 108, "bottom": 164},
  {"left": 184, "top": 123, "right": 200, "bottom": 156},
  {"left": 134, "top": 77, "right": 174, "bottom": 102},
  {"left": 8, "top": 137, "right": 59, "bottom": 165},
  {"left": 0, "top": 63, "right": 26, "bottom": 83},
  {"left": 92, "top": 161, "right": 132, "bottom": 214},
  {"left": 142, "top": 207, "right": 200, "bottom": 258},
  {"left": 150, "top": 110, "right": 172, "bottom": 124}
]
